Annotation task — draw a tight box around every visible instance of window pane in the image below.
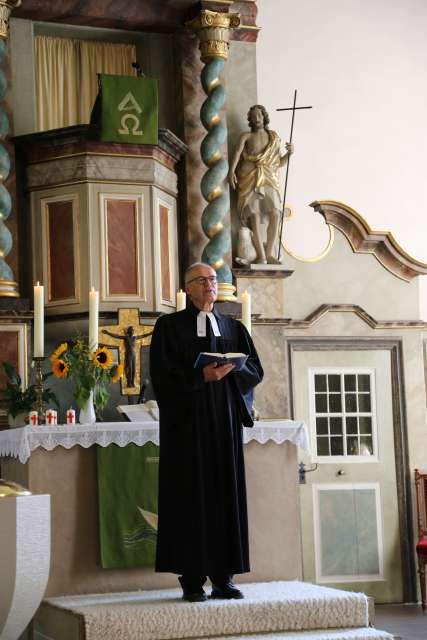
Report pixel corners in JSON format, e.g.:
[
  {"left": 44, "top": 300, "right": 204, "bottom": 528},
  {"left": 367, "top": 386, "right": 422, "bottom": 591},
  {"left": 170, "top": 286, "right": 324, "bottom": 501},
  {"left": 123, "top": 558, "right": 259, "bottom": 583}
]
[
  {"left": 358, "top": 374, "right": 371, "bottom": 392},
  {"left": 330, "top": 417, "right": 343, "bottom": 434},
  {"left": 358, "top": 394, "right": 371, "bottom": 412},
  {"left": 315, "top": 394, "right": 327, "bottom": 412},
  {"left": 347, "top": 436, "right": 359, "bottom": 455},
  {"left": 329, "top": 394, "right": 342, "bottom": 413},
  {"left": 346, "top": 417, "right": 358, "bottom": 434},
  {"left": 328, "top": 374, "right": 341, "bottom": 392},
  {"left": 345, "top": 394, "right": 357, "bottom": 412},
  {"left": 313, "top": 370, "right": 376, "bottom": 459},
  {"left": 344, "top": 374, "right": 356, "bottom": 391},
  {"left": 316, "top": 417, "right": 328, "bottom": 435},
  {"left": 331, "top": 437, "right": 344, "bottom": 455},
  {"left": 359, "top": 416, "right": 372, "bottom": 434},
  {"left": 360, "top": 436, "right": 373, "bottom": 456},
  {"left": 315, "top": 374, "right": 327, "bottom": 392},
  {"left": 317, "top": 437, "right": 330, "bottom": 456}
]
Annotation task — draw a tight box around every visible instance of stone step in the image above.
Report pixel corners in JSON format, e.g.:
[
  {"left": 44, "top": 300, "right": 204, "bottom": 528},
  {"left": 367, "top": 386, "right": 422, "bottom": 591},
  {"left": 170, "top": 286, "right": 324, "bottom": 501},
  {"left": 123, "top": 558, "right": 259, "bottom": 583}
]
[
  {"left": 206, "top": 629, "right": 393, "bottom": 640},
  {"left": 33, "top": 581, "right": 382, "bottom": 640}
]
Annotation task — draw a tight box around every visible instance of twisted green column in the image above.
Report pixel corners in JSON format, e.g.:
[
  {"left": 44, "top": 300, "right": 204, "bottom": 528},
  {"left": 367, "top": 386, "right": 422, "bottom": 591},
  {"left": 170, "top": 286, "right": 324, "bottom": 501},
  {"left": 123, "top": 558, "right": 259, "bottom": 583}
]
[
  {"left": 187, "top": 9, "right": 240, "bottom": 301},
  {"left": 200, "top": 58, "right": 231, "bottom": 285},
  {"left": 0, "top": 37, "right": 17, "bottom": 297},
  {"left": 0, "top": 2, "right": 21, "bottom": 297}
]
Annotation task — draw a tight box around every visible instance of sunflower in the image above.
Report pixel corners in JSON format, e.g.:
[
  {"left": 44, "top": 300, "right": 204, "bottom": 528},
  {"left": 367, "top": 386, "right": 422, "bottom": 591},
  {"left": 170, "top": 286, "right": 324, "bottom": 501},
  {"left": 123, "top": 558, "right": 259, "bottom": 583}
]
[
  {"left": 50, "top": 342, "right": 68, "bottom": 362},
  {"left": 93, "top": 347, "right": 113, "bottom": 369},
  {"left": 52, "top": 358, "right": 69, "bottom": 378},
  {"left": 111, "top": 363, "right": 124, "bottom": 383}
]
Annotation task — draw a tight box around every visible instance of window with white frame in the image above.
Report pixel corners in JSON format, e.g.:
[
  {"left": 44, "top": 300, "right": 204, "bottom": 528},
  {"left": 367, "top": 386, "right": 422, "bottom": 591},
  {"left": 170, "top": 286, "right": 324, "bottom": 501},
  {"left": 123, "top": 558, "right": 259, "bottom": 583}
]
[{"left": 310, "top": 369, "right": 377, "bottom": 460}]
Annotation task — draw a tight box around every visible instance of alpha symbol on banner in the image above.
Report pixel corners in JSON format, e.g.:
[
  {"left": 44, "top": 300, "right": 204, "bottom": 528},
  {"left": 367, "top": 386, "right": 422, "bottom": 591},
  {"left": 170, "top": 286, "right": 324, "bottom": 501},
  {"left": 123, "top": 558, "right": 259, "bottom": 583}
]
[{"left": 117, "top": 91, "right": 143, "bottom": 136}]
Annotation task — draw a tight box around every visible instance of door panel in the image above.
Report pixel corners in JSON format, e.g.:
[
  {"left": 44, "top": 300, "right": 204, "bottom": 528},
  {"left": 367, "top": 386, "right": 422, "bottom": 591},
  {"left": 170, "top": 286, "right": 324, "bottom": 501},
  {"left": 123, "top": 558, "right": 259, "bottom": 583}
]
[{"left": 294, "top": 349, "right": 403, "bottom": 603}]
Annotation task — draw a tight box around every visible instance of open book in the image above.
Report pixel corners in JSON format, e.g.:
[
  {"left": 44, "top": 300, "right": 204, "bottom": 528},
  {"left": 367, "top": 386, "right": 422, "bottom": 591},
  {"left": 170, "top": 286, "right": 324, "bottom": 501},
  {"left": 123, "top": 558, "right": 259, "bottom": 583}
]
[
  {"left": 117, "top": 401, "right": 159, "bottom": 422},
  {"left": 194, "top": 352, "right": 248, "bottom": 372}
]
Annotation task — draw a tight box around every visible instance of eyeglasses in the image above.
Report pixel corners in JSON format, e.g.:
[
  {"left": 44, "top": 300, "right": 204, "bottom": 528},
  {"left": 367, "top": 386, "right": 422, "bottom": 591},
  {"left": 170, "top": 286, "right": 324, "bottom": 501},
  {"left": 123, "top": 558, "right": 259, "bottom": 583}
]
[{"left": 186, "top": 276, "right": 218, "bottom": 286}]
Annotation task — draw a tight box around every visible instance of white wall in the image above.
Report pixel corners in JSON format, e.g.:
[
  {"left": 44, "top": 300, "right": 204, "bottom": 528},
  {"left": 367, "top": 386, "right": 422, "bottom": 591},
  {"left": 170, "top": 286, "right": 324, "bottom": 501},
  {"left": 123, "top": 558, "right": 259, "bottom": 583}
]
[{"left": 257, "top": 0, "right": 427, "bottom": 318}]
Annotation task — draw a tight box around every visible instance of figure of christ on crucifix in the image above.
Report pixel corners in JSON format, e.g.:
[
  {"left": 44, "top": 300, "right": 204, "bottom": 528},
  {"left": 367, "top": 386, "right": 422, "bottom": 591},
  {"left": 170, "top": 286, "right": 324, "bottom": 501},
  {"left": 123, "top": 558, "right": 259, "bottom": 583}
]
[
  {"left": 229, "top": 105, "right": 294, "bottom": 265},
  {"left": 100, "top": 308, "right": 153, "bottom": 395}
]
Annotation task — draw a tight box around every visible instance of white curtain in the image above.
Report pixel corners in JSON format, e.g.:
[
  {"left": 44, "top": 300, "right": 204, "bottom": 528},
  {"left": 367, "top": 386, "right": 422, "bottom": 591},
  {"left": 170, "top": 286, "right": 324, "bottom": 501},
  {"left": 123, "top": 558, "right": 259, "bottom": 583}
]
[{"left": 35, "top": 36, "right": 136, "bottom": 131}]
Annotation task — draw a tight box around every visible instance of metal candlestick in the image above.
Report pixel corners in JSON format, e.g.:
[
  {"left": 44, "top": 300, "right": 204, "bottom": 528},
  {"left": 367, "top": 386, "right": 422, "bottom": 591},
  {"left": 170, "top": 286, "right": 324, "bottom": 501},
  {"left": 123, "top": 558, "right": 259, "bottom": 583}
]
[{"left": 32, "top": 357, "right": 45, "bottom": 424}]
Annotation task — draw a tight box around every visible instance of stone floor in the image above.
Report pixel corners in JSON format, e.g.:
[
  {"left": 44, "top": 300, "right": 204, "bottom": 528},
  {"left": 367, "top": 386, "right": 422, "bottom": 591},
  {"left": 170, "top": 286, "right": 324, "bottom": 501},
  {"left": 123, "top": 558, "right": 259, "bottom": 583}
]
[{"left": 374, "top": 604, "right": 426, "bottom": 640}]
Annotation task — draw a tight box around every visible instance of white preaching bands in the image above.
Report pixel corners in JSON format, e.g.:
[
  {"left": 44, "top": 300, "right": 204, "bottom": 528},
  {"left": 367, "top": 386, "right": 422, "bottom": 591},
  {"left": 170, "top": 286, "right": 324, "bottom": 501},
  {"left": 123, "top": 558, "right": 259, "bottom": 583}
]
[{"left": 197, "top": 311, "right": 221, "bottom": 337}]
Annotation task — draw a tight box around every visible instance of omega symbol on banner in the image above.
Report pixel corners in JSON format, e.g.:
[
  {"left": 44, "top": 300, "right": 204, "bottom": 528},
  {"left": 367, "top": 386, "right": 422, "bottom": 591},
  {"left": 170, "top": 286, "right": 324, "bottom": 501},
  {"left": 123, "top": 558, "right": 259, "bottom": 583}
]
[{"left": 117, "top": 91, "right": 143, "bottom": 136}]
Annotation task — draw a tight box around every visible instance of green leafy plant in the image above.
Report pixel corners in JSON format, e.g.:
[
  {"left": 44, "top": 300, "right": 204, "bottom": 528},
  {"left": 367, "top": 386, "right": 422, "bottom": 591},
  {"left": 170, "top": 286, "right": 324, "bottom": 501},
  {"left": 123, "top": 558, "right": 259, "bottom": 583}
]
[
  {"left": 1, "top": 362, "right": 59, "bottom": 418},
  {"left": 50, "top": 339, "right": 123, "bottom": 410}
]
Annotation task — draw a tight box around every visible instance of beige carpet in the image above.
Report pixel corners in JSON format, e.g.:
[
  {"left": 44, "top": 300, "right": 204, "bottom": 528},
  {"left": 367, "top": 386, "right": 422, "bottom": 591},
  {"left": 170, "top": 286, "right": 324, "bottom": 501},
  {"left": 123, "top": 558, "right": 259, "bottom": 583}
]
[{"left": 45, "top": 581, "right": 377, "bottom": 640}]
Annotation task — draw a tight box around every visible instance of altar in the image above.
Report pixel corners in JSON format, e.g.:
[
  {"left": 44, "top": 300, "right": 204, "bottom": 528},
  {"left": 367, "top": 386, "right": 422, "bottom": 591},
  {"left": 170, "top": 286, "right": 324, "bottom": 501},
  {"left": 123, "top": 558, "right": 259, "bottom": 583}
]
[{"left": 0, "top": 420, "right": 308, "bottom": 597}]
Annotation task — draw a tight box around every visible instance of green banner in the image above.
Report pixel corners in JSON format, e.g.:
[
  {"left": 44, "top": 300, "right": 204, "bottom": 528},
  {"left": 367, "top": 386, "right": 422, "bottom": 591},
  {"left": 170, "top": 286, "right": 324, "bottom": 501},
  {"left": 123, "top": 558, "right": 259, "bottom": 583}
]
[
  {"left": 97, "top": 443, "right": 158, "bottom": 568},
  {"left": 100, "top": 74, "right": 158, "bottom": 144}
]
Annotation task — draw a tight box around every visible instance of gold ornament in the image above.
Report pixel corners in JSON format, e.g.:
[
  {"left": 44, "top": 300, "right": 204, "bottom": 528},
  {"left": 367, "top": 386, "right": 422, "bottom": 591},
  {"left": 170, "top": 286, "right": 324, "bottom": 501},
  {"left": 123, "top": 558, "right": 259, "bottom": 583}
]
[
  {"left": 186, "top": 10, "right": 241, "bottom": 62},
  {"left": 0, "top": 1, "right": 22, "bottom": 40},
  {"left": 0, "top": 479, "right": 32, "bottom": 498}
]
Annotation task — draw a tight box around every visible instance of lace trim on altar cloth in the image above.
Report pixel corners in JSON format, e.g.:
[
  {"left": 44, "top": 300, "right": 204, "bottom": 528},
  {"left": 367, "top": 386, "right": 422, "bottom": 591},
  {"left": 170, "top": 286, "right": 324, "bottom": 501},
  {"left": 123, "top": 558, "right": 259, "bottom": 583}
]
[{"left": 0, "top": 420, "right": 310, "bottom": 464}]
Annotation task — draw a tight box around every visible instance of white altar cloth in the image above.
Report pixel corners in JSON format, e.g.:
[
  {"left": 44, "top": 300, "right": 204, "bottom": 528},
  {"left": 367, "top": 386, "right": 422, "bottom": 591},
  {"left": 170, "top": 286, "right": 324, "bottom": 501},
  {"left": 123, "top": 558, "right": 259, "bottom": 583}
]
[{"left": 0, "top": 419, "right": 310, "bottom": 464}]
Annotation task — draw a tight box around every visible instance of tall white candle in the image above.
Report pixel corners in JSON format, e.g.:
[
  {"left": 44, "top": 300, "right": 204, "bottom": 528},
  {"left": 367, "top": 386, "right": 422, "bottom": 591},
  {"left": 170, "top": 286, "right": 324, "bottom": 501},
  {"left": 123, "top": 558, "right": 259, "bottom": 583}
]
[
  {"left": 241, "top": 290, "right": 251, "bottom": 335},
  {"left": 176, "top": 289, "right": 186, "bottom": 312},
  {"left": 33, "top": 282, "right": 44, "bottom": 358},
  {"left": 89, "top": 287, "right": 99, "bottom": 351}
]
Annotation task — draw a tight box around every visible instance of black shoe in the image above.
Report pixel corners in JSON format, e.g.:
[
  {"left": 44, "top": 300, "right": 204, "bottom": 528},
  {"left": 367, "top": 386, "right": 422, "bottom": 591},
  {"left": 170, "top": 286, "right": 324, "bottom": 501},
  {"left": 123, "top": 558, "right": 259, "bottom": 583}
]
[
  {"left": 210, "top": 582, "right": 244, "bottom": 599},
  {"left": 182, "top": 589, "right": 207, "bottom": 602}
]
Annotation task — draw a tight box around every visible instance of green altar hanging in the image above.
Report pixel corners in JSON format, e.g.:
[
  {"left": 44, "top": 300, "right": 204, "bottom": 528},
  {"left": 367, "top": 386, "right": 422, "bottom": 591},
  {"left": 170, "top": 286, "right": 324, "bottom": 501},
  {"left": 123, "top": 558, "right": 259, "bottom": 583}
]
[{"left": 97, "top": 443, "right": 159, "bottom": 568}]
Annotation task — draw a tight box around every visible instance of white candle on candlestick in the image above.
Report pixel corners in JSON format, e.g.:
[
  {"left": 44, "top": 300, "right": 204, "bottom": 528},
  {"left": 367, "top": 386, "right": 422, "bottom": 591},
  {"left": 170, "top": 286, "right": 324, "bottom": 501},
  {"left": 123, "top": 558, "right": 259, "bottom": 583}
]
[
  {"left": 176, "top": 289, "right": 186, "bottom": 312},
  {"left": 241, "top": 290, "right": 251, "bottom": 335},
  {"left": 89, "top": 287, "right": 99, "bottom": 351},
  {"left": 33, "top": 282, "right": 44, "bottom": 358}
]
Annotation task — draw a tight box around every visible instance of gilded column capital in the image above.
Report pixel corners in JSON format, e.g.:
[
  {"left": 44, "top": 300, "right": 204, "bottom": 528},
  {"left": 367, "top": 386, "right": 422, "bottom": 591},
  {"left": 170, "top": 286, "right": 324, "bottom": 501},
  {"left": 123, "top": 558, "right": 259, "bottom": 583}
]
[
  {"left": 186, "top": 9, "right": 241, "bottom": 62},
  {"left": 0, "top": 0, "right": 21, "bottom": 39}
]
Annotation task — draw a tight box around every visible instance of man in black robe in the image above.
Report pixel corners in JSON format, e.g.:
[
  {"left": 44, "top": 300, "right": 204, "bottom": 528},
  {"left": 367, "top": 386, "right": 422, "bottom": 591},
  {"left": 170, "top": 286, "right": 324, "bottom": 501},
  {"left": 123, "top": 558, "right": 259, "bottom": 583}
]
[{"left": 149, "top": 262, "right": 263, "bottom": 602}]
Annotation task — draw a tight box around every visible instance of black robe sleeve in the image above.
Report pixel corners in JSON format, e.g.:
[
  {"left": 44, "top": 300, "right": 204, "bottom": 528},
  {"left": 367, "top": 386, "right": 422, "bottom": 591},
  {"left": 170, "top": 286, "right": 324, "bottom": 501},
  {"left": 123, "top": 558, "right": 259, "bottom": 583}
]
[
  {"left": 149, "top": 314, "right": 205, "bottom": 410},
  {"left": 230, "top": 321, "right": 264, "bottom": 428}
]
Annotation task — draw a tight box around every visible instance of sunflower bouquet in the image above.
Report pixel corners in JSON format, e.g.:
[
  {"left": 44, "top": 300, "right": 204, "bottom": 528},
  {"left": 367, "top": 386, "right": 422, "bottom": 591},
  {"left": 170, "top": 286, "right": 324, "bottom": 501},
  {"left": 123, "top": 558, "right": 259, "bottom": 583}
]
[{"left": 50, "top": 339, "right": 123, "bottom": 410}]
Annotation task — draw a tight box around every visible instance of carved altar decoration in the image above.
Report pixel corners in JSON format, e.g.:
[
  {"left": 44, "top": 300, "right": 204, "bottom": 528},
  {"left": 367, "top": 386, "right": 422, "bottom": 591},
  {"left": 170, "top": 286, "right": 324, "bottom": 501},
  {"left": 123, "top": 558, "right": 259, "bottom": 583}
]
[
  {"left": 229, "top": 104, "right": 293, "bottom": 266},
  {"left": 100, "top": 308, "right": 153, "bottom": 396}
]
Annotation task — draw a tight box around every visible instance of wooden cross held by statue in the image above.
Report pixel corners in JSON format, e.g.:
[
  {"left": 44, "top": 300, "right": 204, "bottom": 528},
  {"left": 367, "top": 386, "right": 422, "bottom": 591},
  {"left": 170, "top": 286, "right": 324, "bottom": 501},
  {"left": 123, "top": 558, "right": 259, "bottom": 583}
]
[
  {"left": 276, "top": 90, "right": 312, "bottom": 260},
  {"left": 100, "top": 308, "right": 153, "bottom": 396}
]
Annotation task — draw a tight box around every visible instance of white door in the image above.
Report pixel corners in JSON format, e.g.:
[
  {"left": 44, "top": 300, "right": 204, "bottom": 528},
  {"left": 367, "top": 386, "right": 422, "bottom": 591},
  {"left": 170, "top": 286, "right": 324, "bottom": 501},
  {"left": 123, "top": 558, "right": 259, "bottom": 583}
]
[{"left": 293, "top": 349, "right": 403, "bottom": 603}]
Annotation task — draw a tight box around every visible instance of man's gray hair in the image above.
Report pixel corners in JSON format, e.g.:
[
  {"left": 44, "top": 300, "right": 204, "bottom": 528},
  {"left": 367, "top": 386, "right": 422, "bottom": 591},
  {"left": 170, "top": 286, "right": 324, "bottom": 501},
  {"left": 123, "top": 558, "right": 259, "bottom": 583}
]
[{"left": 184, "top": 262, "right": 215, "bottom": 284}]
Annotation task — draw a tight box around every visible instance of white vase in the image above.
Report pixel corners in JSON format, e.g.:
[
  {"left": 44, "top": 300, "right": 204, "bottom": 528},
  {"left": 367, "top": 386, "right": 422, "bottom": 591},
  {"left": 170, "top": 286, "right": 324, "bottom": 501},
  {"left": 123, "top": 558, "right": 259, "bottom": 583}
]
[
  {"left": 78, "top": 392, "right": 96, "bottom": 424},
  {"left": 8, "top": 412, "right": 27, "bottom": 428}
]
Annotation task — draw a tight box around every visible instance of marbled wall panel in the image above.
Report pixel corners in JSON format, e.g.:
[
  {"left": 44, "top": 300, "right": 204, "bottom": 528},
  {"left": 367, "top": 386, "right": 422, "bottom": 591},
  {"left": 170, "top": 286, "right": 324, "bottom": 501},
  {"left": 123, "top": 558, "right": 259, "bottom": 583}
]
[
  {"left": 159, "top": 205, "right": 171, "bottom": 302},
  {"left": 26, "top": 155, "right": 178, "bottom": 195},
  {"left": 226, "top": 41, "right": 258, "bottom": 250},
  {"left": 47, "top": 201, "right": 75, "bottom": 301},
  {"left": 252, "top": 324, "right": 289, "bottom": 419},
  {"left": 14, "top": 1, "right": 183, "bottom": 32},
  {"left": 0, "top": 330, "right": 18, "bottom": 388},
  {"left": 177, "top": 32, "right": 206, "bottom": 266},
  {"left": 237, "top": 276, "right": 286, "bottom": 318},
  {"left": 106, "top": 199, "right": 138, "bottom": 296}
]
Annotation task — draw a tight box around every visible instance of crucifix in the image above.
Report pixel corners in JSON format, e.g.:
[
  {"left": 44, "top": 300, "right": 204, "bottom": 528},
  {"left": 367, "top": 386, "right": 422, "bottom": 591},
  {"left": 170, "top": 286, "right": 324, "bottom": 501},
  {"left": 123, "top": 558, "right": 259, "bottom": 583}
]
[
  {"left": 276, "top": 90, "right": 312, "bottom": 260},
  {"left": 99, "top": 308, "right": 153, "bottom": 396}
]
